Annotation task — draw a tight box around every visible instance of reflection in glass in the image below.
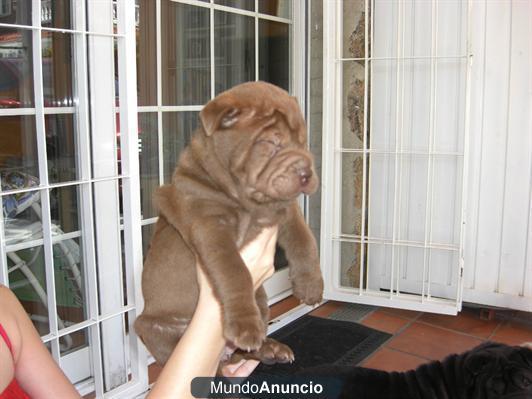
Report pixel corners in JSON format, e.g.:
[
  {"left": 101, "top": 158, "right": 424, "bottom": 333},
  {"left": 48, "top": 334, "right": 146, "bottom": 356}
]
[
  {"left": 138, "top": 113, "right": 159, "bottom": 219},
  {"left": 259, "top": 20, "right": 289, "bottom": 91},
  {"left": 54, "top": 237, "right": 87, "bottom": 333},
  {"left": 59, "top": 326, "right": 89, "bottom": 358},
  {"left": 41, "top": 0, "right": 72, "bottom": 30},
  {"left": 0, "top": 28, "right": 34, "bottom": 108},
  {"left": 215, "top": 11, "right": 255, "bottom": 94},
  {"left": 259, "top": 0, "right": 291, "bottom": 18},
  {"left": 50, "top": 185, "right": 81, "bottom": 235},
  {"left": 136, "top": 0, "right": 157, "bottom": 106},
  {"left": 142, "top": 223, "right": 155, "bottom": 260},
  {"left": 215, "top": 0, "right": 254, "bottom": 11},
  {"left": 0, "top": 116, "right": 39, "bottom": 186},
  {"left": 162, "top": 1, "right": 210, "bottom": 105},
  {"left": 3, "top": 190, "right": 42, "bottom": 245},
  {"left": 45, "top": 114, "right": 78, "bottom": 183},
  {"left": 42, "top": 32, "right": 73, "bottom": 107},
  {"left": 0, "top": 1, "right": 31, "bottom": 25},
  {"left": 7, "top": 245, "right": 50, "bottom": 336},
  {"left": 162, "top": 112, "right": 198, "bottom": 182}
]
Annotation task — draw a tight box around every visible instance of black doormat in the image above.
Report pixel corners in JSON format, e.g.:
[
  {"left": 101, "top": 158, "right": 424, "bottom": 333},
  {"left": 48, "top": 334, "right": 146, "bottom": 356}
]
[{"left": 252, "top": 315, "right": 390, "bottom": 377}]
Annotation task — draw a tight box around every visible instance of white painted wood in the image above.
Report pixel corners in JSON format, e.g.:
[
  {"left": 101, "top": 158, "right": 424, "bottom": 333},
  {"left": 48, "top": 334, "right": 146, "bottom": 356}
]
[
  {"left": 462, "top": 0, "right": 532, "bottom": 311},
  {"left": 87, "top": 0, "right": 128, "bottom": 393}
]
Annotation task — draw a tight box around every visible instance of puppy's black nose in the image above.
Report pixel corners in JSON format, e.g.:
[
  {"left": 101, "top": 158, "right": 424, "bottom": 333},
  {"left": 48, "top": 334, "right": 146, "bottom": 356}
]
[{"left": 299, "top": 168, "right": 312, "bottom": 186}]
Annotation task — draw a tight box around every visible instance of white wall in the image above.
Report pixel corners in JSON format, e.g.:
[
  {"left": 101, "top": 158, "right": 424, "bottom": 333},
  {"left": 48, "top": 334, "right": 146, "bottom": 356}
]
[{"left": 463, "top": 0, "right": 532, "bottom": 311}]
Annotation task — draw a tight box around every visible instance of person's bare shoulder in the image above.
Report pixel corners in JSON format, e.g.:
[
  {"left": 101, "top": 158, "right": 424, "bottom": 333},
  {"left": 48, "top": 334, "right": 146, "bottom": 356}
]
[{"left": 0, "top": 285, "right": 24, "bottom": 360}]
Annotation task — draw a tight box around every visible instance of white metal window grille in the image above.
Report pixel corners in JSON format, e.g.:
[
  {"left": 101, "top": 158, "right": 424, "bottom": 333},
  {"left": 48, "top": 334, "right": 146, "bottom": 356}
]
[
  {"left": 321, "top": 0, "right": 472, "bottom": 315},
  {"left": 0, "top": 0, "right": 147, "bottom": 397},
  {"left": 135, "top": 0, "right": 306, "bottom": 304}
]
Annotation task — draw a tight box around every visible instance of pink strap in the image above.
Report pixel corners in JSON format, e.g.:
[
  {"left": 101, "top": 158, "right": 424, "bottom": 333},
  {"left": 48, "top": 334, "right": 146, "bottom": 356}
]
[{"left": 0, "top": 323, "right": 13, "bottom": 356}]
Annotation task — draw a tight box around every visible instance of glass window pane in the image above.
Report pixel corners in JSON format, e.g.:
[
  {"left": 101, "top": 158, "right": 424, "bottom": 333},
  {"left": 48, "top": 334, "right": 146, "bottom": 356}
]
[
  {"left": 0, "top": 28, "right": 34, "bottom": 108},
  {"left": 259, "top": 0, "right": 291, "bottom": 19},
  {"left": 41, "top": 0, "right": 72, "bottom": 30},
  {"left": 45, "top": 114, "right": 78, "bottom": 184},
  {"left": 215, "top": 0, "right": 254, "bottom": 11},
  {"left": 3, "top": 190, "right": 42, "bottom": 245},
  {"left": 214, "top": 11, "right": 255, "bottom": 95},
  {"left": 54, "top": 237, "right": 88, "bottom": 328},
  {"left": 162, "top": 111, "right": 198, "bottom": 183},
  {"left": 138, "top": 113, "right": 158, "bottom": 219},
  {"left": 142, "top": 222, "right": 155, "bottom": 260},
  {"left": 0, "top": 0, "right": 31, "bottom": 25},
  {"left": 161, "top": 1, "right": 210, "bottom": 106},
  {"left": 42, "top": 32, "right": 74, "bottom": 107},
  {"left": 50, "top": 185, "right": 81, "bottom": 235},
  {"left": 136, "top": 0, "right": 157, "bottom": 106},
  {"left": 0, "top": 116, "right": 39, "bottom": 187},
  {"left": 259, "top": 19, "right": 289, "bottom": 91},
  {"left": 7, "top": 245, "right": 50, "bottom": 336}
]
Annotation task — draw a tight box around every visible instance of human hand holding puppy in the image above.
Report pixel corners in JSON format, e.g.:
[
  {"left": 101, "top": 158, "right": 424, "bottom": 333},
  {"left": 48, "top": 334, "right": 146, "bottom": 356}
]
[{"left": 148, "top": 226, "right": 278, "bottom": 398}]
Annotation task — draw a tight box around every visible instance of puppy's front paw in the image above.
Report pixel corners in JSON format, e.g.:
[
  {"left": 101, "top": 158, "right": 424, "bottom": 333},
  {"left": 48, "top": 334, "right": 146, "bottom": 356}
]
[
  {"left": 292, "top": 273, "right": 324, "bottom": 305},
  {"left": 223, "top": 313, "right": 265, "bottom": 352}
]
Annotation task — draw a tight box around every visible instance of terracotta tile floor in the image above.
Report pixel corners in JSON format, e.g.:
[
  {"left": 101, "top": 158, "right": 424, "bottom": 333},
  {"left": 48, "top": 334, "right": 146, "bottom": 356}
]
[
  {"left": 309, "top": 300, "right": 532, "bottom": 371},
  {"left": 145, "top": 299, "right": 532, "bottom": 384}
]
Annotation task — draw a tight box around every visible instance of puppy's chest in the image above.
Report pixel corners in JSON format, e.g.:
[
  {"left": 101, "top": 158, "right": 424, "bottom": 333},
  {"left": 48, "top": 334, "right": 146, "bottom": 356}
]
[{"left": 235, "top": 210, "right": 280, "bottom": 248}]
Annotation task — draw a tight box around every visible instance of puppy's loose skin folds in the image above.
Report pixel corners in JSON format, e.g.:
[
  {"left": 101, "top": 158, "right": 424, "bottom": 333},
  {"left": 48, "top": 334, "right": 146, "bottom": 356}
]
[{"left": 134, "top": 82, "right": 324, "bottom": 366}]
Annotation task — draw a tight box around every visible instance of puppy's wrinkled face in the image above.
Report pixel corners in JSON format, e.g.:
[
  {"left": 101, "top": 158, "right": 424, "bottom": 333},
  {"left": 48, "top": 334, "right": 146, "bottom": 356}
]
[
  {"left": 465, "top": 342, "right": 532, "bottom": 399},
  {"left": 200, "top": 82, "right": 318, "bottom": 202}
]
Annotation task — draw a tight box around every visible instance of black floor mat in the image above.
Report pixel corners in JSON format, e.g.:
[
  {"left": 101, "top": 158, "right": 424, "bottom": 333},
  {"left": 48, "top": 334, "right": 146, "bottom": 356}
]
[{"left": 253, "top": 315, "right": 390, "bottom": 377}]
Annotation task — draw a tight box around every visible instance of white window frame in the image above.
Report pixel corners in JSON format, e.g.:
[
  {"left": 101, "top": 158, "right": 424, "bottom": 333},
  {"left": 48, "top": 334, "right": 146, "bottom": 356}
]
[{"left": 0, "top": 1, "right": 148, "bottom": 397}]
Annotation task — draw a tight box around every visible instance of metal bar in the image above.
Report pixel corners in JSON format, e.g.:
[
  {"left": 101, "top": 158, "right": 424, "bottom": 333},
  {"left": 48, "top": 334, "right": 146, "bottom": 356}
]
[
  {"left": 426, "top": 0, "right": 440, "bottom": 300},
  {"left": 358, "top": 0, "right": 369, "bottom": 294},
  {"left": 328, "top": 287, "right": 459, "bottom": 315},
  {"left": 338, "top": 54, "right": 468, "bottom": 62},
  {"left": 389, "top": 0, "right": 403, "bottom": 298},
  {"left": 338, "top": 148, "right": 464, "bottom": 156},
  {"left": 320, "top": 0, "right": 340, "bottom": 297},
  {"left": 210, "top": 2, "right": 216, "bottom": 98},
  {"left": 457, "top": 0, "right": 474, "bottom": 308},
  {"left": 0, "top": 108, "right": 36, "bottom": 116},
  {"left": 156, "top": 0, "right": 164, "bottom": 186},
  {"left": 116, "top": 0, "right": 149, "bottom": 392},
  {"left": 0, "top": 22, "right": 126, "bottom": 37},
  {"left": 333, "top": 235, "right": 459, "bottom": 252},
  {"left": 169, "top": 0, "right": 292, "bottom": 24},
  {"left": 255, "top": 0, "right": 259, "bottom": 81},
  {"left": 0, "top": 198, "right": 7, "bottom": 283},
  {"left": 0, "top": 175, "right": 130, "bottom": 197},
  {"left": 422, "top": 0, "right": 438, "bottom": 302},
  {"left": 366, "top": 0, "right": 375, "bottom": 291},
  {"left": 31, "top": 0, "right": 61, "bottom": 361}
]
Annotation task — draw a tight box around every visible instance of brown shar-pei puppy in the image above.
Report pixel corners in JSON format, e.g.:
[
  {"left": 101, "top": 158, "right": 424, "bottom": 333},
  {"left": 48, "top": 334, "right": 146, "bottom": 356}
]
[{"left": 134, "top": 81, "right": 324, "bottom": 367}]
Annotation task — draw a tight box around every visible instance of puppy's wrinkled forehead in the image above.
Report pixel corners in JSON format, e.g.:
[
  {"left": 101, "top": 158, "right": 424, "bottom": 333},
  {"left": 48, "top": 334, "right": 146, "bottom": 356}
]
[{"left": 199, "top": 81, "right": 306, "bottom": 143}]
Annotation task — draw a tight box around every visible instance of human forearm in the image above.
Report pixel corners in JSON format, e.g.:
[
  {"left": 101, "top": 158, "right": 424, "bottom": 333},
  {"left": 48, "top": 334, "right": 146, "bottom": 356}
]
[{"left": 147, "top": 292, "right": 225, "bottom": 398}]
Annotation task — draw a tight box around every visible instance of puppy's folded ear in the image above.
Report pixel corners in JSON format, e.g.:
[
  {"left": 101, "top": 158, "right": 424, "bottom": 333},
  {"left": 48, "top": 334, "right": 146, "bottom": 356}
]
[{"left": 199, "top": 97, "right": 240, "bottom": 136}]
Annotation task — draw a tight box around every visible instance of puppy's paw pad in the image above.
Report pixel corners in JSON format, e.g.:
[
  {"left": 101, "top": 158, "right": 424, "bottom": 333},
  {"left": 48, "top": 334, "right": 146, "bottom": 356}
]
[
  {"left": 292, "top": 275, "right": 324, "bottom": 305},
  {"left": 224, "top": 315, "right": 265, "bottom": 352}
]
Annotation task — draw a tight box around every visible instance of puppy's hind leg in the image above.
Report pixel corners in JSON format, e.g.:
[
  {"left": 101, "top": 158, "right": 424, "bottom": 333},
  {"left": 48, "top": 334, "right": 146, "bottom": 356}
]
[{"left": 134, "top": 314, "right": 189, "bottom": 365}]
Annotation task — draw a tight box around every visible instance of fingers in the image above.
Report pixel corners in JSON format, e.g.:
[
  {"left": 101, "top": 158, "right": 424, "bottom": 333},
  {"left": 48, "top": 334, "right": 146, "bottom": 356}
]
[{"left": 221, "top": 359, "right": 260, "bottom": 377}]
